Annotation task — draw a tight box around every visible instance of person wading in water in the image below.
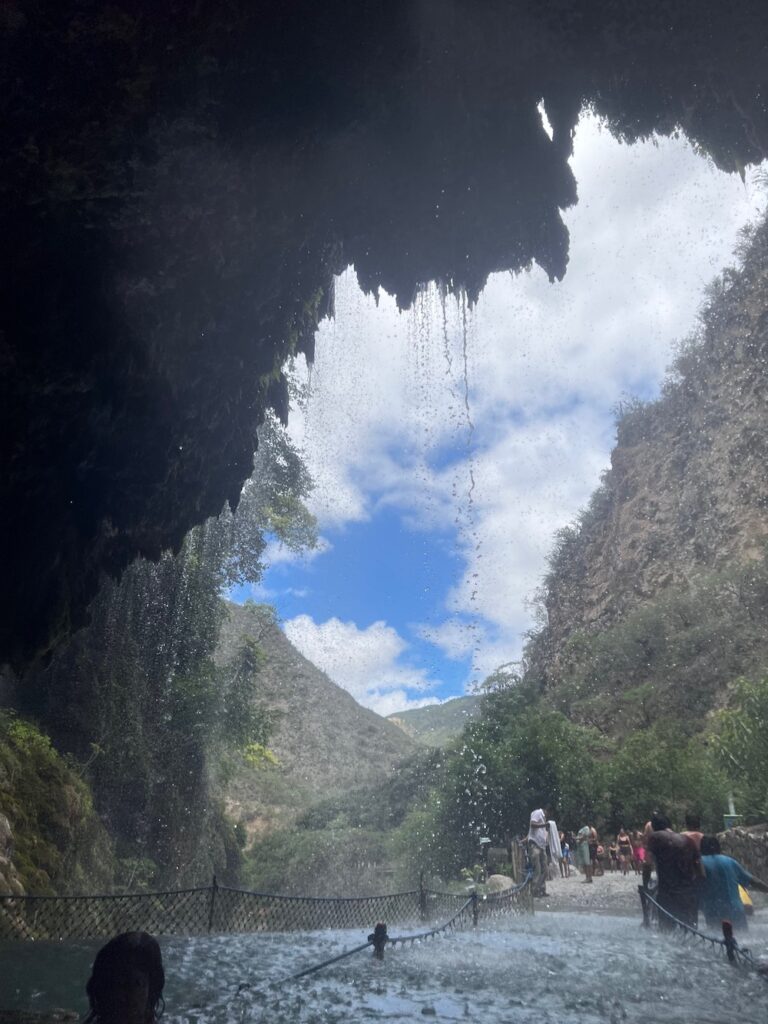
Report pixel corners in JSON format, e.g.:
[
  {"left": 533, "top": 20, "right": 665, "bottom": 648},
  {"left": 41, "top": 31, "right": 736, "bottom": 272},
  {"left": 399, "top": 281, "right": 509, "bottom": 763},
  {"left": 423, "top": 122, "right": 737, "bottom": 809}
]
[
  {"left": 681, "top": 813, "right": 704, "bottom": 850},
  {"left": 85, "top": 932, "right": 165, "bottom": 1024},
  {"left": 646, "top": 814, "right": 702, "bottom": 929},
  {"left": 699, "top": 835, "right": 768, "bottom": 932}
]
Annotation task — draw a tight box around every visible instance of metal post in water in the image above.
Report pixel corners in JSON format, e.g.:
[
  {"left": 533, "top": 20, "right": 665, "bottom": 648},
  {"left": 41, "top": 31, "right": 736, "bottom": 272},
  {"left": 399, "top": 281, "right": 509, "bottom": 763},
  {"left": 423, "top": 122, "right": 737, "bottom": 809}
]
[
  {"left": 471, "top": 890, "right": 479, "bottom": 927},
  {"left": 419, "top": 871, "right": 427, "bottom": 922},
  {"left": 368, "top": 922, "right": 388, "bottom": 959},
  {"left": 722, "top": 919, "right": 737, "bottom": 963},
  {"left": 638, "top": 885, "right": 650, "bottom": 928},
  {"left": 208, "top": 875, "right": 218, "bottom": 934}
]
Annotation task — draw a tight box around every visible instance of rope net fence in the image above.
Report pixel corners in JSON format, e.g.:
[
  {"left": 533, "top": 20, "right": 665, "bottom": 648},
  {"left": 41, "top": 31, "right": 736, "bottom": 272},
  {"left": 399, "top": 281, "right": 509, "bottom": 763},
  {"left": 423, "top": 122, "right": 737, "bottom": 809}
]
[
  {"left": 0, "top": 874, "right": 533, "bottom": 942},
  {"left": 243, "top": 874, "right": 535, "bottom": 994}
]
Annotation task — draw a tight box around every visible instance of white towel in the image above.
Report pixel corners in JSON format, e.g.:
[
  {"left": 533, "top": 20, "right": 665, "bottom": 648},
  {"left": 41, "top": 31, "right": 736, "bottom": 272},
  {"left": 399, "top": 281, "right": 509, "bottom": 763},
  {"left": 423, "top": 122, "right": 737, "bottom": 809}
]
[{"left": 547, "top": 820, "right": 562, "bottom": 860}]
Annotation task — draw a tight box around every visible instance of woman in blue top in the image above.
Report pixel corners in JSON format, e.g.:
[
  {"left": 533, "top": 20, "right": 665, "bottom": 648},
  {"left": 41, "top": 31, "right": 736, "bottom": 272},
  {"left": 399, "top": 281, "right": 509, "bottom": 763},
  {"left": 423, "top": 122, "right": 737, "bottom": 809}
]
[{"left": 699, "top": 835, "right": 768, "bottom": 931}]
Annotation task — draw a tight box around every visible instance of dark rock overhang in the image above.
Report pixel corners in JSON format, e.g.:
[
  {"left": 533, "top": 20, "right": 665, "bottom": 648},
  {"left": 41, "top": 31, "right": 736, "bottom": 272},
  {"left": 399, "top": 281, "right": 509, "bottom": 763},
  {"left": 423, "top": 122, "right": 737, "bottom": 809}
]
[{"left": 2, "top": 0, "right": 768, "bottom": 667}]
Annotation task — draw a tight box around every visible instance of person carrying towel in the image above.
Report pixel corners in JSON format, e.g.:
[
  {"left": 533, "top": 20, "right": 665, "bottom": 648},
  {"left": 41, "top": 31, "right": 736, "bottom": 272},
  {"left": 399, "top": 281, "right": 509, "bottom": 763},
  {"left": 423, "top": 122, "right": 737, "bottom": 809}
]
[{"left": 526, "top": 807, "right": 549, "bottom": 897}]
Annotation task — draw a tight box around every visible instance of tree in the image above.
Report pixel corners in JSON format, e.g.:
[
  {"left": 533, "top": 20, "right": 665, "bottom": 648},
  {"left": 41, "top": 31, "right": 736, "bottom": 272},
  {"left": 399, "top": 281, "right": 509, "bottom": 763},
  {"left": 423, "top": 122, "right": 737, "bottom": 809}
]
[{"left": 711, "top": 677, "right": 768, "bottom": 822}]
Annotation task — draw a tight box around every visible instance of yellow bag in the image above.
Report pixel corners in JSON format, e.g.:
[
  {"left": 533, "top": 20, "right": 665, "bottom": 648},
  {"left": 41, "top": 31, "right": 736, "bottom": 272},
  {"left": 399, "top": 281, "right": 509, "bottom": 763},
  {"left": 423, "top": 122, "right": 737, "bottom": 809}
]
[{"left": 739, "top": 884, "right": 753, "bottom": 913}]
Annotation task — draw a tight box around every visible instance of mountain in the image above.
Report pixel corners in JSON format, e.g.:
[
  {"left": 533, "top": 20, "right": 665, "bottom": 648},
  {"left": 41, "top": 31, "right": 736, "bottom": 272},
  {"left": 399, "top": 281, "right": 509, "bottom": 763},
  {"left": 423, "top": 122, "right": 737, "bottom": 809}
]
[
  {"left": 216, "top": 602, "right": 416, "bottom": 842},
  {"left": 526, "top": 218, "right": 768, "bottom": 733},
  {"left": 387, "top": 696, "right": 484, "bottom": 747}
]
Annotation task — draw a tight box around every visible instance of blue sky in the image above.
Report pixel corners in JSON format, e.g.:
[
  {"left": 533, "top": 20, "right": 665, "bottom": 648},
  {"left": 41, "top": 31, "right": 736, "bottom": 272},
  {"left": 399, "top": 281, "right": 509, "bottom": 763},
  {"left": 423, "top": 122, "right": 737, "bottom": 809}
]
[
  {"left": 234, "top": 503, "right": 471, "bottom": 698},
  {"left": 234, "top": 114, "right": 766, "bottom": 716}
]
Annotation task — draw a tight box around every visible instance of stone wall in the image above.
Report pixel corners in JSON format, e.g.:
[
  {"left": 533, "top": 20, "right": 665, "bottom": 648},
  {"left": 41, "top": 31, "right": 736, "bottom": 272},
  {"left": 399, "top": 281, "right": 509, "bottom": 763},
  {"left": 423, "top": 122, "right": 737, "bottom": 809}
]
[{"left": 718, "top": 825, "right": 768, "bottom": 881}]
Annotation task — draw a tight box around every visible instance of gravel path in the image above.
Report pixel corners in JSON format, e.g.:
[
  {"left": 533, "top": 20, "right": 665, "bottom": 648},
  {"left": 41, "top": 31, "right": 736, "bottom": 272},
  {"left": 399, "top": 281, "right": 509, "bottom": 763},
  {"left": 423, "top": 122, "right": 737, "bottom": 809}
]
[
  {"left": 534, "top": 866, "right": 768, "bottom": 925},
  {"left": 534, "top": 866, "right": 645, "bottom": 914}
]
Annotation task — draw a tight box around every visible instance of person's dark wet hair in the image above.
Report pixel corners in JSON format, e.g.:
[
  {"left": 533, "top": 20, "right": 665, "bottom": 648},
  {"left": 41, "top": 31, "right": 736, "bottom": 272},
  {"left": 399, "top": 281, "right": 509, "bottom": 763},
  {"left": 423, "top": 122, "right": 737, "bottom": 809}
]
[
  {"left": 700, "top": 835, "right": 722, "bottom": 856},
  {"left": 85, "top": 932, "right": 165, "bottom": 1024},
  {"left": 651, "top": 813, "right": 671, "bottom": 832},
  {"left": 684, "top": 813, "right": 701, "bottom": 831}
]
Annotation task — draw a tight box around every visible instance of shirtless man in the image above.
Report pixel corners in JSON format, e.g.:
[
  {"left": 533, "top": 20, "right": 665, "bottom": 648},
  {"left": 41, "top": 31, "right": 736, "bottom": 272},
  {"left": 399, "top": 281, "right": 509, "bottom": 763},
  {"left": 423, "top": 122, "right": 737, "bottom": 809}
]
[
  {"left": 646, "top": 813, "right": 703, "bottom": 928},
  {"left": 681, "top": 812, "right": 704, "bottom": 850}
]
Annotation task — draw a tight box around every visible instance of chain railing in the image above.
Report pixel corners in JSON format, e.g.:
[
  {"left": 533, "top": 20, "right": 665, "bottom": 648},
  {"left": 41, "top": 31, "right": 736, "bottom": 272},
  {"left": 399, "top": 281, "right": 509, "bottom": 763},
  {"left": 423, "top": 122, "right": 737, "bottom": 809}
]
[
  {"left": 638, "top": 885, "right": 762, "bottom": 973},
  {"left": 0, "top": 873, "right": 533, "bottom": 942},
  {"left": 234, "top": 874, "right": 534, "bottom": 1002}
]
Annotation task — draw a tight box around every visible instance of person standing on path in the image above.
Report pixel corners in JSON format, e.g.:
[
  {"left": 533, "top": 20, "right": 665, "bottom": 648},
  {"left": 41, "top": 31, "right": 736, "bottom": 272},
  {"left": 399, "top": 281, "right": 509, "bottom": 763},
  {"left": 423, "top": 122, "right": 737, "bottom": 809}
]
[
  {"left": 617, "top": 827, "right": 632, "bottom": 876},
  {"left": 646, "top": 813, "right": 702, "bottom": 928},
  {"left": 559, "top": 831, "right": 571, "bottom": 877},
  {"left": 526, "top": 807, "right": 549, "bottom": 897},
  {"left": 588, "top": 826, "right": 602, "bottom": 876},
  {"left": 575, "top": 824, "right": 593, "bottom": 882},
  {"left": 608, "top": 838, "right": 619, "bottom": 872}
]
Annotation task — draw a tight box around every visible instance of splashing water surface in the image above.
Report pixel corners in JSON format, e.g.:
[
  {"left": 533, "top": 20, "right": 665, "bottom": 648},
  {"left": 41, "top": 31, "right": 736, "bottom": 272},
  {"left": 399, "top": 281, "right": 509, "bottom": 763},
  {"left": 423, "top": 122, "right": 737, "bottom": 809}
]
[{"left": 3, "top": 912, "right": 766, "bottom": 1023}]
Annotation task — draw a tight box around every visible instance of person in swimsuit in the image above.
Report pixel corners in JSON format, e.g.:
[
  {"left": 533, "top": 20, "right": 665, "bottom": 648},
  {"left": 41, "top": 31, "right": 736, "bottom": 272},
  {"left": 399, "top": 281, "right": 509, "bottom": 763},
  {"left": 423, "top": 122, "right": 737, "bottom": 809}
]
[
  {"left": 617, "top": 828, "right": 632, "bottom": 876},
  {"left": 608, "top": 840, "right": 619, "bottom": 872},
  {"left": 631, "top": 830, "right": 644, "bottom": 874},
  {"left": 589, "top": 827, "right": 602, "bottom": 876}
]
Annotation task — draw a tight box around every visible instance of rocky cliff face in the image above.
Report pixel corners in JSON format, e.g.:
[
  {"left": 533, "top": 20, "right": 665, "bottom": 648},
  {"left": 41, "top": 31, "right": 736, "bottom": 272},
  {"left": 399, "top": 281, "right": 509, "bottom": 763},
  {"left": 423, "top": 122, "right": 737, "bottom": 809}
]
[
  {"left": 527, "top": 220, "right": 768, "bottom": 727},
  {"left": 540, "top": 221, "right": 768, "bottom": 657},
  {"left": 216, "top": 603, "right": 415, "bottom": 842}
]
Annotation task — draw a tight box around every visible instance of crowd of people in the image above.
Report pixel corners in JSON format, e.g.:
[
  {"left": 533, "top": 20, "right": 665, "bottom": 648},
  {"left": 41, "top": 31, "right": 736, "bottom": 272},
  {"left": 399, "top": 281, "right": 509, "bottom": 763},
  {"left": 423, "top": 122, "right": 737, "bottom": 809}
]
[{"left": 525, "top": 808, "right": 768, "bottom": 932}]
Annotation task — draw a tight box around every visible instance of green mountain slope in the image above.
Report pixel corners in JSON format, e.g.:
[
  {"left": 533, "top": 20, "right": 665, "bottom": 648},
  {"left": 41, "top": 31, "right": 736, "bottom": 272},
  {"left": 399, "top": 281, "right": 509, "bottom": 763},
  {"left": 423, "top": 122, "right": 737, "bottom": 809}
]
[
  {"left": 387, "top": 696, "right": 484, "bottom": 747},
  {"left": 216, "top": 602, "right": 417, "bottom": 843}
]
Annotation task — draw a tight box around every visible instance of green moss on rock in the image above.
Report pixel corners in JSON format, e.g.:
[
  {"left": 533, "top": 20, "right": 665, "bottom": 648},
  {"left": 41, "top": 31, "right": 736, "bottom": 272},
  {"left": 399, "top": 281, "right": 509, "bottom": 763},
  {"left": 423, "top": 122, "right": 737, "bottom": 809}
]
[{"left": 0, "top": 711, "right": 115, "bottom": 894}]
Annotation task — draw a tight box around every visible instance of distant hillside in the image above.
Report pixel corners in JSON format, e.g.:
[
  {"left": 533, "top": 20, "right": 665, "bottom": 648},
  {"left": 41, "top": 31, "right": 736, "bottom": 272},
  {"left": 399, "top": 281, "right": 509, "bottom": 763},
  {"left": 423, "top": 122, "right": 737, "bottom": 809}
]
[
  {"left": 526, "top": 218, "right": 768, "bottom": 734},
  {"left": 216, "top": 602, "right": 416, "bottom": 842},
  {"left": 387, "top": 695, "right": 484, "bottom": 746}
]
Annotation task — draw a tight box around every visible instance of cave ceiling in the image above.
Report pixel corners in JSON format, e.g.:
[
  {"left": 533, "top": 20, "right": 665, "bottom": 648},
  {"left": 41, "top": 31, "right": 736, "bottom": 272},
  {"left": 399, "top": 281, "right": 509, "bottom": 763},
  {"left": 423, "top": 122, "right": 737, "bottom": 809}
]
[{"left": 2, "top": 0, "right": 768, "bottom": 667}]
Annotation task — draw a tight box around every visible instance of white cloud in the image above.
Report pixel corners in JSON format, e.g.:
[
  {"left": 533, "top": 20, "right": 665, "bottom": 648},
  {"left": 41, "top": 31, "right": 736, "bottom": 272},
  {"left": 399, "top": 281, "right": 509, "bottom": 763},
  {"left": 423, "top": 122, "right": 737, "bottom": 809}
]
[
  {"left": 283, "top": 614, "right": 438, "bottom": 715},
  {"left": 364, "top": 691, "right": 441, "bottom": 718},
  {"left": 415, "top": 618, "right": 480, "bottom": 662},
  {"left": 284, "top": 113, "right": 766, "bottom": 684},
  {"left": 263, "top": 535, "right": 333, "bottom": 568}
]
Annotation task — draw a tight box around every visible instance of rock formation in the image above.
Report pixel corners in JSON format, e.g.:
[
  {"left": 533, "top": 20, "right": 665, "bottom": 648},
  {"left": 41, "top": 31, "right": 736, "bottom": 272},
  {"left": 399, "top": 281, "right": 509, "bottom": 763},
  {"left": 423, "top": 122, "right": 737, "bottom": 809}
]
[
  {"left": 526, "top": 217, "right": 768, "bottom": 729},
  {"left": 542, "top": 220, "right": 768, "bottom": 652},
  {"left": 4, "top": 2, "right": 768, "bottom": 666}
]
